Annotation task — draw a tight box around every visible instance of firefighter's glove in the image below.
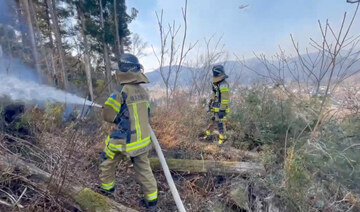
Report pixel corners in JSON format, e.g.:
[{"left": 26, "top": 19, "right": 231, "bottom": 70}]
[
  {"left": 218, "top": 110, "right": 226, "bottom": 119},
  {"left": 100, "top": 151, "right": 107, "bottom": 162}
]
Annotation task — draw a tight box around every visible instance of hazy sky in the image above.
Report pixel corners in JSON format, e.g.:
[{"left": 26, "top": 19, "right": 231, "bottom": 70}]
[{"left": 127, "top": 0, "right": 360, "bottom": 71}]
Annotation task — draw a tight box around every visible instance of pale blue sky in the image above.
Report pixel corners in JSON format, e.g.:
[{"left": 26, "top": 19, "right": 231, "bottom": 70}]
[{"left": 127, "top": 0, "right": 360, "bottom": 71}]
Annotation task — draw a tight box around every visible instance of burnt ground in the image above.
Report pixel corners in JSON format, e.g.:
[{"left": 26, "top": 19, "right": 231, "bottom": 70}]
[{"left": 0, "top": 104, "right": 278, "bottom": 212}]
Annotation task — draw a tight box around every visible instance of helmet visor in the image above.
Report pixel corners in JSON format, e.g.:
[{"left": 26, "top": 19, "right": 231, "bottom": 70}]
[
  {"left": 213, "top": 67, "right": 224, "bottom": 77},
  {"left": 119, "top": 63, "right": 143, "bottom": 73}
]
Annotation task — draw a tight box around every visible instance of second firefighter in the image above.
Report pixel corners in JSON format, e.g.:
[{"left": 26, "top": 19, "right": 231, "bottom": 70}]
[{"left": 205, "top": 65, "right": 230, "bottom": 144}]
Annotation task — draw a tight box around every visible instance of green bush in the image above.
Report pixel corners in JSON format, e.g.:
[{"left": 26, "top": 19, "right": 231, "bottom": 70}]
[
  {"left": 229, "top": 86, "right": 310, "bottom": 147},
  {"left": 43, "top": 104, "right": 65, "bottom": 131},
  {"left": 95, "top": 79, "right": 105, "bottom": 95},
  {"left": 304, "top": 115, "right": 360, "bottom": 193},
  {"left": 227, "top": 85, "right": 359, "bottom": 211}
]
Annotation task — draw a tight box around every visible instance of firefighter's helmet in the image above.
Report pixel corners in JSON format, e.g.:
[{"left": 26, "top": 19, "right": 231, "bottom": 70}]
[
  {"left": 212, "top": 65, "right": 228, "bottom": 83},
  {"left": 117, "top": 53, "right": 149, "bottom": 84},
  {"left": 118, "top": 53, "right": 143, "bottom": 73}
]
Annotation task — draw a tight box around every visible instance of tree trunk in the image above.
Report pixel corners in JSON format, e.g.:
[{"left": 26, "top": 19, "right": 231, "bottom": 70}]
[
  {"left": 45, "top": 0, "right": 57, "bottom": 85},
  {"left": 29, "top": 0, "right": 54, "bottom": 84},
  {"left": 45, "top": 0, "right": 58, "bottom": 86},
  {"left": 149, "top": 158, "right": 266, "bottom": 176},
  {"left": 0, "top": 154, "right": 137, "bottom": 212},
  {"left": 114, "top": 0, "right": 122, "bottom": 56},
  {"left": 120, "top": 37, "right": 124, "bottom": 54},
  {"left": 78, "top": 1, "right": 94, "bottom": 101},
  {"left": 15, "top": 1, "right": 27, "bottom": 60},
  {"left": 100, "top": 0, "right": 113, "bottom": 92},
  {"left": 22, "top": 0, "right": 42, "bottom": 77},
  {"left": 49, "top": 0, "right": 69, "bottom": 90}
]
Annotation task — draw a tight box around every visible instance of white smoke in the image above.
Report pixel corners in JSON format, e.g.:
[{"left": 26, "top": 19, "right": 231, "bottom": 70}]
[
  {"left": 0, "top": 1, "right": 102, "bottom": 109},
  {"left": 0, "top": 74, "right": 102, "bottom": 108}
]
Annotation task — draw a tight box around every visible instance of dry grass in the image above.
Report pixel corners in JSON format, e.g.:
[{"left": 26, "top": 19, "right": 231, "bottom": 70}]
[
  {"left": 3, "top": 86, "right": 359, "bottom": 211},
  {"left": 151, "top": 101, "right": 257, "bottom": 162},
  {"left": 1, "top": 102, "right": 251, "bottom": 211}
]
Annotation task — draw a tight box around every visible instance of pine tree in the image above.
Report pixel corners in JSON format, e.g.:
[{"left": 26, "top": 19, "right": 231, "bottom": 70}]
[
  {"left": 48, "top": 0, "right": 69, "bottom": 90},
  {"left": 77, "top": 0, "right": 95, "bottom": 100}
]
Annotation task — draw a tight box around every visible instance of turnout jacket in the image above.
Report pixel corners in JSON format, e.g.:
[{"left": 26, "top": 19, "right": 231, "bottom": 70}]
[
  {"left": 103, "top": 84, "right": 151, "bottom": 157},
  {"left": 211, "top": 80, "right": 230, "bottom": 114}
]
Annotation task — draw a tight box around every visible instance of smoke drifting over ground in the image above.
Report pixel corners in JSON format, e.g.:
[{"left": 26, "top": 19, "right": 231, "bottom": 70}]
[
  {"left": 0, "top": 73, "right": 101, "bottom": 107},
  {"left": 0, "top": 56, "right": 101, "bottom": 108},
  {"left": 0, "top": 0, "right": 101, "bottom": 109},
  {"left": 0, "top": 56, "right": 40, "bottom": 82}
]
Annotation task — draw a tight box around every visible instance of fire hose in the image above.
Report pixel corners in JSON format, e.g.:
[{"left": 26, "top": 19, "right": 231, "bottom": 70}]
[{"left": 149, "top": 125, "right": 186, "bottom": 212}]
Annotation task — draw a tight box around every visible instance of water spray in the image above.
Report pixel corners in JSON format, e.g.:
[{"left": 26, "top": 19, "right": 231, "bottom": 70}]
[{"left": 0, "top": 74, "right": 102, "bottom": 108}]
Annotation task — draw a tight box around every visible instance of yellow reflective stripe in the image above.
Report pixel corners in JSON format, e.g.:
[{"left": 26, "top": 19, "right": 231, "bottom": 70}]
[
  {"left": 219, "top": 134, "right": 227, "bottom": 140},
  {"left": 221, "top": 99, "right": 230, "bottom": 105},
  {"left": 226, "top": 108, "right": 230, "bottom": 113},
  {"left": 108, "top": 143, "right": 122, "bottom": 151},
  {"left": 105, "top": 97, "right": 121, "bottom": 113},
  {"left": 109, "top": 97, "right": 121, "bottom": 107},
  {"left": 105, "top": 136, "right": 123, "bottom": 152},
  {"left": 105, "top": 137, "right": 116, "bottom": 158},
  {"left": 105, "top": 147, "right": 115, "bottom": 159},
  {"left": 147, "top": 190, "right": 158, "bottom": 201},
  {"left": 128, "top": 101, "right": 149, "bottom": 106},
  {"left": 101, "top": 181, "right": 115, "bottom": 190},
  {"left": 128, "top": 100, "right": 150, "bottom": 108},
  {"left": 105, "top": 136, "right": 110, "bottom": 145},
  {"left": 126, "top": 136, "right": 151, "bottom": 147},
  {"left": 220, "top": 87, "right": 229, "bottom": 92},
  {"left": 105, "top": 101, "right": 120, "bottom": 113},
  {"left": 126, "top": 140, "right": 151, "bottom": 152},
  {"left": 132, "top": 104, "right": 141, "bottom": 141},
  {"left": 213, "top": 107, "right": 220, "bottom": 112},
  {"left": 126, "top": 137, "right": 151, "bottom": 152}
]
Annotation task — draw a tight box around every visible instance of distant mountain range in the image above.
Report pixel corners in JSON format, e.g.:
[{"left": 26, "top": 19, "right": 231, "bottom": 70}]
[
  {"left": 145, "top": 54, "right": 360, "bottom": 88},
  {"left": 145, "top": 59, "right": 265, "bottom": 87}
]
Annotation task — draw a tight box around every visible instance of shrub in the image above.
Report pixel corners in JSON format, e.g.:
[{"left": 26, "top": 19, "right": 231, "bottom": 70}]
[
  {"left": 42, "top": 104, "right": 65, "bottom": 131},
  {"left": 284, "top": 148, "right": 311, "bottom": 206},
  {"left": 228, "top": 86, "right": 310, "bottom": 148}
]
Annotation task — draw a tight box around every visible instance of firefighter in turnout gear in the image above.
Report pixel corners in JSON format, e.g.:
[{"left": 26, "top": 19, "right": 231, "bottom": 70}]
[
  {"left": 205, "top": 65, "right": 230, "bottom": 144},
  {"left": 99, "top": 53, "right": 158, "bottom": 209}
]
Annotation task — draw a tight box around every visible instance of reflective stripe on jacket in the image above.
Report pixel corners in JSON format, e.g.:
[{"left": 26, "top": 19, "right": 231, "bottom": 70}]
[
  {"left": 211, "top": 80, "right": 230, "bottom": 113},
  {"left": 103, "top": 84, "right": 152, "bottom": 157}
]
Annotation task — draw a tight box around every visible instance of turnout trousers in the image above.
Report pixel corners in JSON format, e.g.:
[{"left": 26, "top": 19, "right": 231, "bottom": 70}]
[
  {"left": 206, "top": 113, "right": 228, "bottom": 144},
  {"left": 99, "top": 140, "right": 158, "bottom": 203}
]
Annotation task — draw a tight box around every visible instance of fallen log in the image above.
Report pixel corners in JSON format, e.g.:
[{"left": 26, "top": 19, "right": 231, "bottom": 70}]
[
  {"left": 200, "top": 144, "right": 260, "bottom": 161},
  {"left": 0, "top": 154, "right": 137, "bottom": 212},
  {"left": 219, "top": 146, "right": 260, "bottom": 161},
  {"left": 149, "top": 158, "right": 266, "bottom": 176}
]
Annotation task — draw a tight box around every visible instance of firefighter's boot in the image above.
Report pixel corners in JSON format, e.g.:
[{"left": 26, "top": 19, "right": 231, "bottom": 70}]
[
  {"left": 140, "top": 199, "right": 158, "bottom": 212},
  {"left": 99, "top": 186, "right": 115, "bottom": 198},
  {"left": 201, "top": 130, "right": 213, "bottom": 141},
  {"left": 218, "top": 133, "right": 227, "bottom": 145}
]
